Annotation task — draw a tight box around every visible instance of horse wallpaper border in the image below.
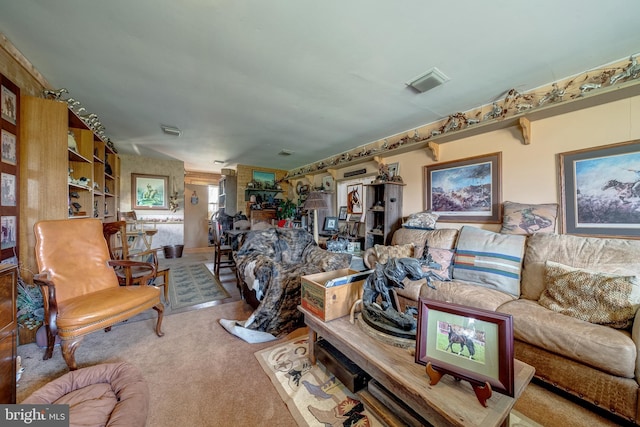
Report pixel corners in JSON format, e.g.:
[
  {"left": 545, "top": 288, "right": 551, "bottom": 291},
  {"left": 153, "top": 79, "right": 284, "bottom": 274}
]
[
  {"left": 560, "top": 139, "right": 640, "bottom": 238},
  {"left": 415, "top": 298, "right": 514, "bottom": 398}
]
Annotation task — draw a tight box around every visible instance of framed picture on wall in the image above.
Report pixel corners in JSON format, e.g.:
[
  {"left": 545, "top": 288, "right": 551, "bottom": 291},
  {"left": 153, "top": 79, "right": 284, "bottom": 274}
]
[
  {"left": 1, "top": 85, "right": 16, "bottom": 125},
  {"left": 424, "top": 152, "right": 502, "bottom": 223},
  {"left": 338, "top": 206, "right": 348, "bottom": 220},
  {"left": 559, "top": 139, "right": 640, "bottom": 238},
  {"left": 132, "top": 173, "right": 169, "bottom": 210},
  {"left": 346, "top": 183, "right": 363, "bottom": 214},
  {"left": 1, "top": 130, "right": 16, "bottom": 165}
]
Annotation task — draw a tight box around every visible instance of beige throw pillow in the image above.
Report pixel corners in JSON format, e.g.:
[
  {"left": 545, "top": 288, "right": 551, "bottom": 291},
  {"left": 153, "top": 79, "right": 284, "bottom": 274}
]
[
  {"left": 374, "top": 243, "right": 414, "bottom": 264},
  {"left": 538, "top": 261, "right": 640, "bottom": 329}
]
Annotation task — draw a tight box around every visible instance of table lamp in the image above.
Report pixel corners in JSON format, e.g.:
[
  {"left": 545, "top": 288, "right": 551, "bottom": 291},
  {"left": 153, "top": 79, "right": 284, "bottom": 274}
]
[{"left": 303, "top": 191, "right": 328, "bottom": 243}]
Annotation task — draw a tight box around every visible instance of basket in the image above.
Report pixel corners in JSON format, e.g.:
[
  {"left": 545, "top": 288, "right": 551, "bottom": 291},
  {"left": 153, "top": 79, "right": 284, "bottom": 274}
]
[{"left": 163, "top": 244, "right": 184, "bottom": 258}]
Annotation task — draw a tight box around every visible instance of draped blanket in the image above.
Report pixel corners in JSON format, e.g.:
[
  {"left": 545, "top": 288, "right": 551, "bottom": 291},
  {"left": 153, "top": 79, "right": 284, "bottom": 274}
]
[{"left": 234, "top": 228, "right": 351, "bottom": 338}]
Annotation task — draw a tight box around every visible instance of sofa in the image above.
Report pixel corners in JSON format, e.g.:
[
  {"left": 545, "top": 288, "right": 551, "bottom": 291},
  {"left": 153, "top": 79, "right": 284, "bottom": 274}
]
[
  {"left": 364, "top": 225, "right": 640, "bottom": 424},
  {"left": 235, "top": 227, "right": 352, "bottom": 337}
]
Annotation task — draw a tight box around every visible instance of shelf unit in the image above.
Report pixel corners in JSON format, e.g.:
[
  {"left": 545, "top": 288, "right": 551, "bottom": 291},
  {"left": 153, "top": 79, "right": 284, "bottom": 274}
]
[
  {"left": 0, "top": 264, "right": 17, "bottom": 404},
  {"left": 364, "top": 182, "right": 404, "bottom": 249},
  {"left": 19, "top": 96, "right": 119, "bottom": 283},
  {"left": 218, "top": 174, "right": 237, "bottom": 215}
]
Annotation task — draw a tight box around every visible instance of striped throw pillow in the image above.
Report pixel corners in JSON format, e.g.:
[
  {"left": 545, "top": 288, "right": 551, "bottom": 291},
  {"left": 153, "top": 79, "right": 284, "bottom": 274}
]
[{"left": 452, "top": 226, "right": 526, "bottom": 296}]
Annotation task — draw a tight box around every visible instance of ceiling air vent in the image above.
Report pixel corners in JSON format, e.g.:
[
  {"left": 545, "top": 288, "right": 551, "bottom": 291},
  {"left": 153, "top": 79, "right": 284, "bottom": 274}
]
[
  {"left": 161, "top": 124, "right": 182, "bottom": 136},
  {"left": 406, "top": 67, "right": 449, "bottom": 93},
  {"left": 278, "top": 149, "right": 294, "bottom": 156}
]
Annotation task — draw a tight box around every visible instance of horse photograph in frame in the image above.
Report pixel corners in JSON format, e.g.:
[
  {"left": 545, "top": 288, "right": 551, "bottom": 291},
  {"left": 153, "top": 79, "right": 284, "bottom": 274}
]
[
  {"left": 415, "top": 298, "right": 514, "bottom": 397},
  {"left": 560, "top": 139, "right": 640, "bottom": 238}
]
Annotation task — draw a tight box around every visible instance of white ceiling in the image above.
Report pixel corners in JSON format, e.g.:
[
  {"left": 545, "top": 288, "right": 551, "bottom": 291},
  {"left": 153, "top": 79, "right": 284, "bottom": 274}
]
[{"left": 1, "top": 1, "right": 640, "bottom": 173}]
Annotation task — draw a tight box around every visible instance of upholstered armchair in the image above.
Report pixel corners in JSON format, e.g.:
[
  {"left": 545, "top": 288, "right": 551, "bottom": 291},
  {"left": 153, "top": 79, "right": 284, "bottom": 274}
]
[
  {"left": 235, "top": 228, "right": 351, "bottom": 337},
  {"left": 33, "top": 218, "right": 164, "bottom": 370}
]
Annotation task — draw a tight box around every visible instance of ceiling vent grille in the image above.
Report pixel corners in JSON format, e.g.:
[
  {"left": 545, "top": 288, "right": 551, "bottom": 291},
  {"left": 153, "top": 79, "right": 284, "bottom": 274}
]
[
  {"left": 161, "top": 124, "right": 182, "bottom": 136},
  {"left": 407, "top": 67, "right": 449, "bottom": 93},
  {"left": 278, "top": 149, "right": 294, "bottom": 156}
]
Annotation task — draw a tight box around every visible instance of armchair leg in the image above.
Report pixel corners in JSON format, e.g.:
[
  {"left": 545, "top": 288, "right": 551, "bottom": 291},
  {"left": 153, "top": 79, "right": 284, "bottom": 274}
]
[
  {"left": 61, "top": 337, "right": 83, "bottom": 371},
  {"left": 43, "top": 325, "right": 56, "bottom": 361},
  {"left": 153, "top": 304, "right": 165, "bottom": 337}
]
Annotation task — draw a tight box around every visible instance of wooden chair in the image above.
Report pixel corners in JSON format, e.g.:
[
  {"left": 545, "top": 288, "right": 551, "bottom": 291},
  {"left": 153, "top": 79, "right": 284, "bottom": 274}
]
[
  {"left": 211, "top": 220, "right": 235, "bottom": 276},
  {"left": 103, "top": 221, "right": 170, "bottom": 304},
  {"left": 33, "top": 218, "right": 164, "bottom": 370}
]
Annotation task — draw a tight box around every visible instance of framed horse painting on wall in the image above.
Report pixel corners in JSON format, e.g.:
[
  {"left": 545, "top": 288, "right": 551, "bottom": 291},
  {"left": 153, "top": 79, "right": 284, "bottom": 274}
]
[
  {"left": 132, "top": 173, "right": 169, "bottom": 210},
  {"left": 415, "top": 298, "right": 514, "bottom": 398},
  {"left": 559, "top": 139, "right": 640, "bottom": 238}
]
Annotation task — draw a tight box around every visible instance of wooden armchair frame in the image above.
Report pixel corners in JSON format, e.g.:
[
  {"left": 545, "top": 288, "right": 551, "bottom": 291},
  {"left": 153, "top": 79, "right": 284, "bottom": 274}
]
[{"left": 34, "top": 218, "right": 164, "bottom": 370}]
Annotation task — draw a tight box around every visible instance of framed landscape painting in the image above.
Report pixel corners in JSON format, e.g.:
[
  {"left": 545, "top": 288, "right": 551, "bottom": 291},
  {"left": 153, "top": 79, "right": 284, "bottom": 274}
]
[
  {"left": 560, "top": 139, "right": 640, "bottom": 238},
  {"left": 132, "top": 173, "right": 168, "bottom": 210},
  {"left": 424, "top": 152, "right": 502, "bottom": 223}
]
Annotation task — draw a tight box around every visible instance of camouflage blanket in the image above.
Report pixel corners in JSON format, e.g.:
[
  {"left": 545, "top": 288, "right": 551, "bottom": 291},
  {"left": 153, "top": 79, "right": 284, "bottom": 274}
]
[{"left": 236, "top": 228, "right": 351, "bottom": 337}]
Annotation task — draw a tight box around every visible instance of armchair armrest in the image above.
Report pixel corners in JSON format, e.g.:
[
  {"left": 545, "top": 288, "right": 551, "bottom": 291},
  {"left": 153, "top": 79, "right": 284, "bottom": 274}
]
[
  {"left": 108, "top": 260, "right": 156, "bottom": 286},
  {"left": 33, "top": 272, "right": 59, "bottom": 356}
]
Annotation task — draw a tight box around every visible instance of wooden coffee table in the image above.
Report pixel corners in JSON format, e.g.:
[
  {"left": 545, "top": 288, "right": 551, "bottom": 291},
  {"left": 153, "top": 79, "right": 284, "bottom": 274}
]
[{"left": 299, "top": 306, "right": 535, "bottom": 427}]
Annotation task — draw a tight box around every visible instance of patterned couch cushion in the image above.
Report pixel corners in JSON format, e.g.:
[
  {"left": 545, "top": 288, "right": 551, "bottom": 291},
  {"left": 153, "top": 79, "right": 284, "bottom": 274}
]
[
  {"left": 453, "top": 226, "right": 526, "bottom": 296},
  {"left": 538, "top": 261, "right": 640, "bottom": 329},
  {"left": 500, "top": 201, "right": 558, "bottom": 235},
  {"left": 374, "top": 243, "right": 414, "bottom": 264}
]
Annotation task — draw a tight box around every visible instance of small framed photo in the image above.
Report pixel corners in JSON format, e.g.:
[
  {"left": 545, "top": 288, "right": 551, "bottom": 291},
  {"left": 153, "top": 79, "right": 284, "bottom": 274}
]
[
  {"left": 1, "top": 216, "right": 16, "bottom": 249},
  {"left": 1, "top": 85, "right": 17, "bottom": 125},
  {"left": 323, "top": 216, "right": 339, "bottom": 232},
  {"left": 388, "top": 162, "right": 399, "bottom": 178},
  {"left": 1, "top": 130, "right": 16, "bottom": 165},
  {"left": 349, "top": 213, "right": 361, "bottom": 222},
  {"left": 131, "top": 173, "right": 169, "bottom": 210},
  {"left": 415, "top": 298, "right": 514, "bottom": 397},
  {"left": 338, "top": 206, "right": 348, "bottom": 220},
  {"left": 559, "top": 139, "right": 640, "bottom": 238},
  {"left": 1, "top": 173, "right": 16, "bottom": 206}
]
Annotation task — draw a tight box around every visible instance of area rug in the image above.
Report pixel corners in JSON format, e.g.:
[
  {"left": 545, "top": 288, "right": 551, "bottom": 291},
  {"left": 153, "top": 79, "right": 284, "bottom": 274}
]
[
  {"left": 168, "top": 263, "right": 230, "bottom": 309},
  {"left": 256, "top": 337, "right": 383, "bottom": 427},
  {"left": 256, "top": 338, "right": 541, "bottom": 427}
]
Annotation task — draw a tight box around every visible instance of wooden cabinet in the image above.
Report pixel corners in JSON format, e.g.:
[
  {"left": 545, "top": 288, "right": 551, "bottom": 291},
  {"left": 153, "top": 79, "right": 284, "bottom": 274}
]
[
  {"left": 0, "top": 264, "right": 18, "bottom": 404},
  {"left": 364, "top": 182, "right": 404, "bottom": 249},
  {"left": 19, "top": 96, "right": 119, "bottom": 282}
]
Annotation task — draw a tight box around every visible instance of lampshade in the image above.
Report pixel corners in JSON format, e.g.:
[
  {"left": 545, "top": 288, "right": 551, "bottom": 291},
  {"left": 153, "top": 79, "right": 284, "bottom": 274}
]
[
  {"left": 303, "top": 192, "right": 328, "bottom": 210},
  {"left": 303, "top": 191, "right": 327, "bottom": 244}
]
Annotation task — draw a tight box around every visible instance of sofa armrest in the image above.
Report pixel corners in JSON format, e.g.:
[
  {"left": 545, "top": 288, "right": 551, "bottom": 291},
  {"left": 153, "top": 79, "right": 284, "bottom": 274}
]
[{"left": 632, "top": 309, "right": 640, "bottom": 383}]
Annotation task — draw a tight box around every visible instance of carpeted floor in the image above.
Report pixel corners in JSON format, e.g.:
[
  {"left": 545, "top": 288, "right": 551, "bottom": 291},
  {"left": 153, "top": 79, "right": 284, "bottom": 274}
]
[{"left": 13, "top": 253, "right": 626, "bottom": 426}]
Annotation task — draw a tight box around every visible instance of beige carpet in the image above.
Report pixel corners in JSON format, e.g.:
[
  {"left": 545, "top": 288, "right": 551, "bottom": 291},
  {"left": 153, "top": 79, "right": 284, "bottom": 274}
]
[{"left": 15, "top": 300, "right": 623, "bottom": 427}]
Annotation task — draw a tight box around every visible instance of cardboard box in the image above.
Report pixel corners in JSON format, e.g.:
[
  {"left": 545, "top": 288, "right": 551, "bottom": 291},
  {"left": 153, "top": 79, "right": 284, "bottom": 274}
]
[{"left": 301, "top": 268, "right": 369, "bottom": 321}]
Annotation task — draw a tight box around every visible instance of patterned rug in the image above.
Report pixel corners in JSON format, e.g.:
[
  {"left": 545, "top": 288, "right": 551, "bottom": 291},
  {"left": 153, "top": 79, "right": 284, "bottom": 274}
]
[
  {"left": 168, "top": 263, "right": 230, "bottom": 309},
  {"left": 256, "top": 338, "right": 541, "bottom": 427},
  {"left": 256, "top": 337, "right": 384, "bottom": 427}
]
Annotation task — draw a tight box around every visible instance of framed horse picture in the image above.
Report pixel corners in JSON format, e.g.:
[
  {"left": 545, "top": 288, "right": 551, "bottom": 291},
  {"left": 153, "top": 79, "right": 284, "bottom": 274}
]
[
  {"left": 131, "top": 173, "right": 169, "bottom": 210},
  {"left": 559, "top": 139, "right": 640, "bottom": 238},
  {"left": 415, "top": 298, "right": 514, "bottom": 397}
]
